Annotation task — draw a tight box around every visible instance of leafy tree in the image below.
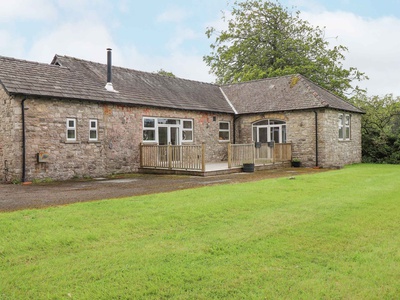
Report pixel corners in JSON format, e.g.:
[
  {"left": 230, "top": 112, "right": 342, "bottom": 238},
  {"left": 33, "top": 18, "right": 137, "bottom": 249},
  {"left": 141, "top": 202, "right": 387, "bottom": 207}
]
[
  {"left": 351, "top": 94, "right": 400, "bottom": 163},
  {"left": 156, "top": 69, "right": 176, "bottom": 78},
  {"left": 204, "top": 0, "right": 367, "bottom": 98}
]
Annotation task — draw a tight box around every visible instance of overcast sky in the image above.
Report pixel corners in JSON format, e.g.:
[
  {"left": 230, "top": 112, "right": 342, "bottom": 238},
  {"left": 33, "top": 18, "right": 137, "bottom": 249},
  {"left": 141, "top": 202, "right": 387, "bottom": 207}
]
[{"left": 1, "top": 0, "right": 400, "bottom": 97}]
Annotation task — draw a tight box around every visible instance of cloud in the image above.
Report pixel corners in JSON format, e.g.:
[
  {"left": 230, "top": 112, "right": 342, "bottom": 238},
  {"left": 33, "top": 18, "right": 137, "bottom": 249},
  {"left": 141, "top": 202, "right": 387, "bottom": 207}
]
[
  {"left": 0, "top": 0, "right": 57, "bottom": 22},
  {"left": 301, "top": 10, "right": 400, "bottom": 96},
  {"left": 157, "top": 7, "right": 191, "bottom": 23},
  {"left": 120, "top": 46, "right": 215, "bottom": 83},
  {"left": 27, "top": 19, "right": 117, "bottom": 64},
  {"left": 166, "top": 27, "right": 198, "bottom": 50},
  {"left": 0, "top": 30, "right": 26, "bottom": 58}
]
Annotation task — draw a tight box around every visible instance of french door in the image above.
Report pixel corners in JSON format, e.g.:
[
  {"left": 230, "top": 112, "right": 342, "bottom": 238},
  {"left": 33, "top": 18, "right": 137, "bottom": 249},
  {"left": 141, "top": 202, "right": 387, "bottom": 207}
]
[
  {"left": 255, "top": 126, "right": 283, "bottom": 143},
  {"left": 158, "top": 125, "right": 180, "bottom": 162},
  {"left": 158, "top": 125, "right": 180, "bottom": 146}
]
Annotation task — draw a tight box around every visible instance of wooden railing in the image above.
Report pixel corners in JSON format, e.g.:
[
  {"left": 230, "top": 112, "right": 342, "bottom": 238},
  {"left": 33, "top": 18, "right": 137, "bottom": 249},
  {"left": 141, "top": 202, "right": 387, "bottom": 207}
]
[
  {"left": 140, "top": 142, "right": 292, "bottom": 172},
  {"left": 229, "top": 143, "right": 292, "bottom": 167},
  {"left": 273, "top": 143, "right": 292, "bottom": 162},
  {"left": 228, "top": 143, "right": 254, "bottom": 168},
  {"left": 140, "top": 143, "right": 205, "bottom": 171}
]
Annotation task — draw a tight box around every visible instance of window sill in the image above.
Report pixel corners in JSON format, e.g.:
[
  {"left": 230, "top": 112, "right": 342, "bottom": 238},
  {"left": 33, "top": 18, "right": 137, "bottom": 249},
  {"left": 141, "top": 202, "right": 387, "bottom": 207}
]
[
  {"left": 219, "top": 140, "right": 230, "bottom": 143},
  {"left": 64, "top": 141, "right": 80, "bottom": 144},
  {"left": 142, "top": 141, "right": 158, "bottom": 145},
  {"left": 88, "top": 140, "right": 101, "bottom": 144}
]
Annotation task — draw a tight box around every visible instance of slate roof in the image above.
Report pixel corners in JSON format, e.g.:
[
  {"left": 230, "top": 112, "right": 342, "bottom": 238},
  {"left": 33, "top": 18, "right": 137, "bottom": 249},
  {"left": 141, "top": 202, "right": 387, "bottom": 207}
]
[
  {"left": 0, "top": 54, "right": 363, "bottom": 114},
  {"left": 0, "top": 55, "right": 232, "bottom": 113},
  {"left": 221, "top": 75, "right": 364, "bottom": 114}
]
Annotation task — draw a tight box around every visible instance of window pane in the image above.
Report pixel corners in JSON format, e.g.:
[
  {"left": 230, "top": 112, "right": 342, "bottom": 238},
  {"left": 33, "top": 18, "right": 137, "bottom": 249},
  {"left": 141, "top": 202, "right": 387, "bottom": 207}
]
[
  {"left": 259, "top": 128, "right": 268, "bottom": 143},
  {"left": 345, "top": 127, "right": 350, "bottom": 139},
  {"left": 68, "top": 120, "right": 75, "bottom": 128},
  {"left": 90, "top": 130, "right": 97, "bottom": 139},
  {"left": 144, "top": 118, "right": 155, "bottom": 128},
  {"left": 219, "top": 131, "right": 229, "bottom": 140},
  {"left": 219, "top": 122, "right": 229, "bottom": 130},
  {"left": 183, "top": 131, "right": 192, "bottom": 141},
  {"left": 183, "top": 120, "right": 192, "bottom": 129},
  {"left": 282, "top": 125, "right": 286, "bottom": 143},
  {"left": 158, "top": 119, "right": 179, "bottom": 125},
  {"left": 67, "top": 130, "right": 75, "bottom": 139},
  {"left": 254, "top": 120, "right": 269, "bottom": 126},
  {"left": 90, "top": 121, "right": 96, "bottom": 128},
  {"left": 338, "top": 114, "right": 343, "bottom": 126},
  {"left": 339, "top": 128, "right": 344, "bottom": 139},
  {"left": 143, "top": 130, "right": 155, "bottom": 141},
  {"left": 345, "top": 115, "right": 350, "bottom": 126}
]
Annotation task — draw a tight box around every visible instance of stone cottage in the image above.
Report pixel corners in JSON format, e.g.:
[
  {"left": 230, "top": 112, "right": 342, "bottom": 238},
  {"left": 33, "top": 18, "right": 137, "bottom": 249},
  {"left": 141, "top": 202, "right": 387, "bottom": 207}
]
[{"left": 0, "top": 50, "right": 363, "bottom": 182}]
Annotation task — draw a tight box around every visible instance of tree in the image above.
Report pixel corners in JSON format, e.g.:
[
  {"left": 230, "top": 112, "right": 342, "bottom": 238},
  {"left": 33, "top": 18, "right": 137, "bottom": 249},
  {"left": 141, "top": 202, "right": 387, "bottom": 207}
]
[
  {"left": 204, "top": 0, "right": 367, "bottom": 98},
  {"left": 156, "top": 69, "right": 176, "bottom": 78},
  {"left": 351, "top": 93, "right": 400, "bottom": 163}
]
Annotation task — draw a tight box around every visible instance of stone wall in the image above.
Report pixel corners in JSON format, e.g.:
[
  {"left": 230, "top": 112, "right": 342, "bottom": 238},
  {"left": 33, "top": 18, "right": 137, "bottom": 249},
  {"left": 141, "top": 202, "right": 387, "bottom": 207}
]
[
  {"left": 236, "top": 109, "right": 362, "bottom": 168},
  {"left": 0, "top": 88, "right": 362, "bottom": 182},
  {"left": 0, "top": 88, "right": 23, "bottom": 182},
  {"left": 3, "top": 95, "right": 233, "bottom": 182},
  {"left": 318, "top": 109, "right": 362, "bottom": 167}
]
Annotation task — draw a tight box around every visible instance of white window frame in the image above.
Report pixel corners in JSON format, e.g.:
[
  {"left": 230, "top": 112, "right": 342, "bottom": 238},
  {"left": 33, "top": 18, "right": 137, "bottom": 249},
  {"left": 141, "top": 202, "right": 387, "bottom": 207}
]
[
  {"left": 182, "top": 119, "right": 193, "bottom": 142},
  {"left": 89, "top": 119, "right": 98, "bottom": 141},
  {"left": 339, "top": 113, "right": 351, "bottom": 141},
  {"left": 143, "top": 117, "right": 156, "bottom": 142},
  {"left": 66, "top": 118, "right": 76, "bottom": 141},
  {"left": 219, "top": 121, "right": 230, "bottom": 142},
  {"left": 252, "top": 120, "right": 287, "bottom": 143},
  {"left": 142, "top": 117, "right": 194, "bottom": 144}
]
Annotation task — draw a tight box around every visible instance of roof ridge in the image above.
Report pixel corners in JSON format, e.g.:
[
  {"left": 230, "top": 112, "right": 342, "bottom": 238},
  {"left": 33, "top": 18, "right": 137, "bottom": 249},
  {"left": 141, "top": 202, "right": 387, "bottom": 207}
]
[
  {"left": 55, "top": 54, "right": 219, "bottom": 87},
  {"left": 1, "top": 55, "right": 65, "bottom": 69},
  {"left": 220, "top": 74, "right": 297, "bottom": 87}
]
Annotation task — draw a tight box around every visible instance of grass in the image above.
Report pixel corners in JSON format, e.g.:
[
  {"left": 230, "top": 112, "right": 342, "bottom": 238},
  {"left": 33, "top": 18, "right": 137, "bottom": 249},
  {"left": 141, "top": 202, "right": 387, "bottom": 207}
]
[{"left": 0, "top": 164, "right": 399, "bottom": 299}]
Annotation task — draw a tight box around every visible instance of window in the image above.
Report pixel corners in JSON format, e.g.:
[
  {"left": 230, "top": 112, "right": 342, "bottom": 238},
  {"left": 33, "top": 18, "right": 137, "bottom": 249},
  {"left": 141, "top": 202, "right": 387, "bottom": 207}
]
[
  {"left": 142, "top": 117, "right": 194, "bottom": 144},
  {"left": 182, "top": 120, "right": 193, "bottom": 142},
  {"left": 143, "top": 118, "right": 156, "bottom": 141},
  {"left": 219, "top": 122, "right": 230, "bottom": 141},
  {"left": 66, "top": 118, "right": 76, "bottom": 141},
  {"left": 345, "top": 115, "right": 351, "bottom": 140},
  {"left": 339, "top": 113, "right": 351, "bottom": 140},
  {"left": 89, "top": 119, "right": 98, "bottom": 141},
  {"left": 252, "top": 119, "right": 286, "bottom": 143}
]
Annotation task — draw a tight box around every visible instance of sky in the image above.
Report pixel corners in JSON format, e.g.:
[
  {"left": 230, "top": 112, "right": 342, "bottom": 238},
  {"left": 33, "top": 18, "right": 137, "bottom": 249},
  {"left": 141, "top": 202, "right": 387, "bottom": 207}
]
[{"left": 1, "top": 0, "right": 400, "bottom": 97}]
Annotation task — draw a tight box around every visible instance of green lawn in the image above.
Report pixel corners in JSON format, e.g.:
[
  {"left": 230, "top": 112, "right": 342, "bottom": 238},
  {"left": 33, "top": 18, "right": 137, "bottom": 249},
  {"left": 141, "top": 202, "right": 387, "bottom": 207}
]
[{"left": 1, "top": 164, "right": 399, "bottom": 299}]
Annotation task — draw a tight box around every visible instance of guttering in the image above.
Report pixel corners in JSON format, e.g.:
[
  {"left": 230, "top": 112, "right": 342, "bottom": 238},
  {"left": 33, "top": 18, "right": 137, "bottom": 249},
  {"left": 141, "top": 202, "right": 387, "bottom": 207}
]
[
  {"left": 21, "top": 97, "right": 27, "bottom": 182},
  {"left": 314, "top": 110, "right": 319, "bottom": 167}
]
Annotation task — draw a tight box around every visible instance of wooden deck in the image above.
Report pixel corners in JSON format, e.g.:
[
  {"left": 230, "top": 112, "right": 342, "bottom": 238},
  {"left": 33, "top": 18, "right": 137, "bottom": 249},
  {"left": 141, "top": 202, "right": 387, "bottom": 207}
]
[
  {"left": 139, "top": 142, "right": 292, "bottom": 176},
  {"left": 139, "top": 161, "right": 291, "bottom": 176}
]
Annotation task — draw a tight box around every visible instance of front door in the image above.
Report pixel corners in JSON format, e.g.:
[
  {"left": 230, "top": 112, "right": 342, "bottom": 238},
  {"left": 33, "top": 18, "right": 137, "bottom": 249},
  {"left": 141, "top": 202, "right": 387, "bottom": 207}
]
[
  {"left": 158, "top": 126, "right": 180, "bottom": 146},
  {"left": 158, "top": 125, "right": 180, "bottom": 162}
]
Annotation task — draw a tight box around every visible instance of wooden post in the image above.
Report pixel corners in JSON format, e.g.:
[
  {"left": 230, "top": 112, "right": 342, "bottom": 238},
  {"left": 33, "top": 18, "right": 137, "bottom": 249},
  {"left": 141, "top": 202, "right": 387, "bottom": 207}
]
[
  {"left": 228, "top": 142, "right": 232, "bottom": 169},
  {"left": 139, "top": 143, "right": 143, "bottom": 168},
  {"left": 252, "top": 143, "right": 255, "bottom": 164},
  {"left": 201, "top": 142, "right": 206, "bottom": 172},
  {"left": 168, "top": 143, "right": 172, "bottom": 169}
]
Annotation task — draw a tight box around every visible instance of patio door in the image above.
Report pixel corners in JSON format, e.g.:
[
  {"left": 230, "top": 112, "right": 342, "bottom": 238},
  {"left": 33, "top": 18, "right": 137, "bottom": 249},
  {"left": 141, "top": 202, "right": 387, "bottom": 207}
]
[
  {"left": 254, "top": 125, "right": 285, "bottom": 160},
  {"left": 158, "top": 125, "right": 180, "bottom": 162},
  {"left": 254, "top": 126, "right": 284, "bottom": 143},
  {"left": 158, "top": 126, "right": 180, "bottom": 146}
]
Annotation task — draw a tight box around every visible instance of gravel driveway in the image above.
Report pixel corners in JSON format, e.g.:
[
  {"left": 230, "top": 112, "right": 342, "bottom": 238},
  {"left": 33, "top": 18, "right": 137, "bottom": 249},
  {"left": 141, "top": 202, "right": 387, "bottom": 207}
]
[{"left": 0, "top": 168, "right": 326, "bottom": 212}]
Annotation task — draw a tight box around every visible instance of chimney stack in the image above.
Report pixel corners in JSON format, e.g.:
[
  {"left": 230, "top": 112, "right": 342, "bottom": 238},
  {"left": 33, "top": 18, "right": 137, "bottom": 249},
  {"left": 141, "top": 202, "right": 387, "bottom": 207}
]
[{"left": 105, "top": 48, "right": 117, "bottom": 92}]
